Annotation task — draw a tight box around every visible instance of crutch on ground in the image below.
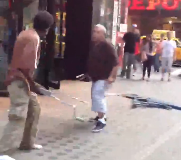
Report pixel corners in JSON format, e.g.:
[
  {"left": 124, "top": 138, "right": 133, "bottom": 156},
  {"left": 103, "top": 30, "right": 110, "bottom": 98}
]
[{"left": 39, "top": 87, "right": 85, "bottom": 122}]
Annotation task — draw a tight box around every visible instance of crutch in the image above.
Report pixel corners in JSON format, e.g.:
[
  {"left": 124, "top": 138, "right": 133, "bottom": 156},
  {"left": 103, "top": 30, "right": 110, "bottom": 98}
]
[
  {"left": 39, "top": 87, "right": 85, "bottom": 122},
  {"left": 51, "top": 95, "right": 85, "bottom": 122}
]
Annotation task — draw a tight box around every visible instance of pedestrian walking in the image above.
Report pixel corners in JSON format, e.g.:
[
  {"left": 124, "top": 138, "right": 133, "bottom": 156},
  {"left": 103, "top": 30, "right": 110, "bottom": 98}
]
[
  {"left": 87, "top": 24, "right": 119, "bottom": 132},
  {"left": 154, "top": 34, "right": 164, "bottom": 72},
  {"left": 161, "top": 32, "right": 176, "bottom": 81},
  {"left": 5, "top": 11, "right": 54, "bottom": 150},
  {"left": 133, "top": 29, "right": 141, "bottom": 76},
  {"left": 141, "top": 35, "right": 154, "bottom": 81},
  {"left": 120, "top": 27, "right": 138, "bottom": 79}
]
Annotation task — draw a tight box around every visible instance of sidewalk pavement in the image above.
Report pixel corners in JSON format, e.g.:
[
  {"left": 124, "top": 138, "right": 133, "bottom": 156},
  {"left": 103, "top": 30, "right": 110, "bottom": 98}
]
[{"left": 1, "top": 79, "right": 181, "bottom": 160}]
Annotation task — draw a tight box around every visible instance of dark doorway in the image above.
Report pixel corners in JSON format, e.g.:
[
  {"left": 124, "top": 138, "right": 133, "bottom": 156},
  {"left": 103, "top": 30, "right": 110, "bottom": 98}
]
[{"left": 64, "top": 0, "right": 93, "bottom": 79}]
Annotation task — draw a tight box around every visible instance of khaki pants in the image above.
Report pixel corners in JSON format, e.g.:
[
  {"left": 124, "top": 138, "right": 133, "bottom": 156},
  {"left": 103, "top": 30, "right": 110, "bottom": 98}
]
[{"left": 7, "top": 80, "right": 41, "bottom": 149}]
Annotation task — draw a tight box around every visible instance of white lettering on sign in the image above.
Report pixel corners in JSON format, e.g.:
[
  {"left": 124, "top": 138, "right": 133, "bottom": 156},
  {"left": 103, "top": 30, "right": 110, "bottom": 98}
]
[
  {"left": 120, "top": 24, "right": 127, "bottom": 33},
  {"left": 112, "top": 0, "right": 118, "bottom": 46}
]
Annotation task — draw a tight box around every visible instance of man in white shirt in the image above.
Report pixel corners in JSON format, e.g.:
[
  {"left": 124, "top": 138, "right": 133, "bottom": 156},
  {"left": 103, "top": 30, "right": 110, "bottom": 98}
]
[{"left": 161, "top": 32, "right": 176, "bottom": 81}]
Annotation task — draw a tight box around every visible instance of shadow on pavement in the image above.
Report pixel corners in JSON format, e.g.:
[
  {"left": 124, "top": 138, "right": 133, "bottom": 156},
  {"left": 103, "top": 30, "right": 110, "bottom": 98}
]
[{"left": 119, "top": 77, "right": 165, "bottom": 83}]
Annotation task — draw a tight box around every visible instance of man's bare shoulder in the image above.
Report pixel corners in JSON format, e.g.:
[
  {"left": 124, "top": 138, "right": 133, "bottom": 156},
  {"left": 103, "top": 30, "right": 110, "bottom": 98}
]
[{"left": 17, "top": 29, "right": 39, "bottom": 42}]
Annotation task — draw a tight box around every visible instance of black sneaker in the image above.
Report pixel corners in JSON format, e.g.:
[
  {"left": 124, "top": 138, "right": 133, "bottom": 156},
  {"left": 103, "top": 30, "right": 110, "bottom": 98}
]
[
  {"left": 92, "top": 121, "right": 106, "bottom": 133},
  {"left": 89, "top": 116, "right": 107, "bottom": 122}
]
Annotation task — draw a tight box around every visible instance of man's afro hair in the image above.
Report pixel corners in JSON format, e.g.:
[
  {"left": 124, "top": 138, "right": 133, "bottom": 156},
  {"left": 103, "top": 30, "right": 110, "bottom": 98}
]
[{"left": 33, "top": 11, "right": 54, "bottom": 31}]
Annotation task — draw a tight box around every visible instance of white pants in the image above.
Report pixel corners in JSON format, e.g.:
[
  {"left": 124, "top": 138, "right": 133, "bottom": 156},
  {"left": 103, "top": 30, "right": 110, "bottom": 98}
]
[{"left": 91, "top": 80, "right": 110, "bottom": 113}]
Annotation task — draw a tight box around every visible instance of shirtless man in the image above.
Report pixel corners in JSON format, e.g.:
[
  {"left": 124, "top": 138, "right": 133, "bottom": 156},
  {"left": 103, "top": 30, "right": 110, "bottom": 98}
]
[{"left": 5, "top": 11, "right": 54, "bottom": 150}]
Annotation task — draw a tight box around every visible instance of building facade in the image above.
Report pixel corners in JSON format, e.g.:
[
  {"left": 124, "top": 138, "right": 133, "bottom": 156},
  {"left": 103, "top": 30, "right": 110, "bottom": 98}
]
[
  {"left": 1, "top": 0, "right": 128, "bottom": 81},
  {"left": 128, "top": 0, "right": 181, "bottom": 36},
  {"left": 92, "top": 0, "right": 128, "bottom": 46}
]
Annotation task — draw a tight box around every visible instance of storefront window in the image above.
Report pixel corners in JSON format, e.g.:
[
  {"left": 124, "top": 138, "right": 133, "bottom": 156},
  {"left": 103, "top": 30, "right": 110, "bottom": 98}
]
[
  {"left": 23, "top": 0, "right": 39, "bottom": 29},
  {"left": 0, "top": 17, "right": 8, "bottom": 40},
  {"left": 55, "top": 0, "right": 67, "bottom": 58},
  {"left": 0, "top": 0, "right": 9, "bottom": 55},
  {"left": 92, "top": 0, "right": 115, "bottom": 43},
  {"left": 102, "top": 3, "right": 114, "bottom": 40},
  {"left": 23, "top": 0, "right": 67, "bottom": 58},
  {"left": 0, "top": 16, "right": 8, "bottom": 55}
]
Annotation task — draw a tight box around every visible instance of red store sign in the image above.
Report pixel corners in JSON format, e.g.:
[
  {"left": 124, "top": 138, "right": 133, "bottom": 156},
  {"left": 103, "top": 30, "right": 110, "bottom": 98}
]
[{"left": 128, "top": 0, "right": 180, "bottom": 10}]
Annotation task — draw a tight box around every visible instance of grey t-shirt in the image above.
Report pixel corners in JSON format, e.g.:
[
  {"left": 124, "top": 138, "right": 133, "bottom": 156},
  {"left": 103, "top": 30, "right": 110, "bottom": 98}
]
[{"left": 141, "top": 43, "right": 154, "bottom": 56}]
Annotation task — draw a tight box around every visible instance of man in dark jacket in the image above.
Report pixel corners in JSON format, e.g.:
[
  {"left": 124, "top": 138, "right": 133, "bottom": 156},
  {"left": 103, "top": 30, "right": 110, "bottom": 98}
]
[{"left": 120, "top": 27, "right": 138, "bottom": 78}]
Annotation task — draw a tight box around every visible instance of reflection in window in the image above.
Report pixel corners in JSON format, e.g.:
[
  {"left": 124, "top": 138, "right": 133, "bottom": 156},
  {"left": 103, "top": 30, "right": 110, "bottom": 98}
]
[
  {"left": 92, "top": 0, "right": 114, "bottom": 41},
  {"left": 55, "top": 0, "right": 67, "bottom": 58},
  {"left": 0, "top": 16, "right": 8, "bottom": 55}
]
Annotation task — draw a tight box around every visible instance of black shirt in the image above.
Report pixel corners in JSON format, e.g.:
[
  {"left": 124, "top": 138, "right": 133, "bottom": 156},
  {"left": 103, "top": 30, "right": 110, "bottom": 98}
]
[
  {"left": 123, "top": 32, "right": 137, "bottom": 54},
  {"left": 87, "top": 41, "right": 119, "bottom": 82}
]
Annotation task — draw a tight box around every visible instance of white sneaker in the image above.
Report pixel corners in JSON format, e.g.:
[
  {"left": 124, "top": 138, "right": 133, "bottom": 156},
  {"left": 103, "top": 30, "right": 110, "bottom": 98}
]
[{"left": 32, "top": 144, "right": 43, "bottom": 150}]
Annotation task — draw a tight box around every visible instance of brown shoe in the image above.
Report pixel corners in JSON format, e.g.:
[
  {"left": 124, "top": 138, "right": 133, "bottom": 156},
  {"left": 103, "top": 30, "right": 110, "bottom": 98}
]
[
  {"left": 8, "top": 114, "right": 24, "bottom": 121},
  {"left": 19, "top": 144, "right": 43, "bottom": 150}
]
